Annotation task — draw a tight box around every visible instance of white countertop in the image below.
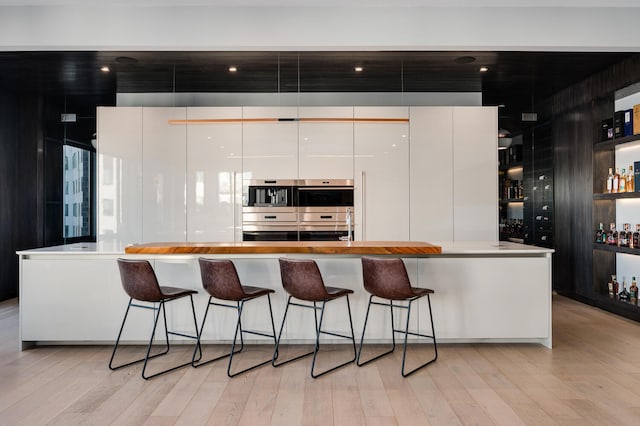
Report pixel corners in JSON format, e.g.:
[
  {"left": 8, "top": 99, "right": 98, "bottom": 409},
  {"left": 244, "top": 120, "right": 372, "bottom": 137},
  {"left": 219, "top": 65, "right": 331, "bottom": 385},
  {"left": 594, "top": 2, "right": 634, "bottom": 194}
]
[{"left": 17, "top": 241, "right": 554, "bottom": 256}]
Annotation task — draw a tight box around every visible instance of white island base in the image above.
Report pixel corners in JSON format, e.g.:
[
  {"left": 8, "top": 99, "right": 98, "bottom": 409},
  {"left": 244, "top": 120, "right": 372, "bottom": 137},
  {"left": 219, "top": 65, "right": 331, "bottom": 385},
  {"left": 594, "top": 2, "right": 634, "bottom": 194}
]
[{"left": 17, "top": 241, "right": 553, "bottom": 350}]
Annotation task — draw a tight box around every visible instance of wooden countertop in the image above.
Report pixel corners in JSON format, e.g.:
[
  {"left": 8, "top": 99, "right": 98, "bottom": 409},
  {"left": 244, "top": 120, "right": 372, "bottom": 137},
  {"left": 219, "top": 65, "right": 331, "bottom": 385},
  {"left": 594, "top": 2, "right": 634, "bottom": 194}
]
[{"left": 124, "top": 241, "right": 442, "bottom": 255}]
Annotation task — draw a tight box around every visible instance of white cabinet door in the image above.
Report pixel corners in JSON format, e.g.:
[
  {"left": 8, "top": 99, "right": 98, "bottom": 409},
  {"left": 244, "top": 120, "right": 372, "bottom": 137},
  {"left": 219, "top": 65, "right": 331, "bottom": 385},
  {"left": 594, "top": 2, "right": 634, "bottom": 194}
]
[
  {"left": 298, "top": 107, "right": 354, "bottom": 179},
  {"left": 354, "top": 107, "right": 410, "bottom": 241},
  {"left": 453, "top": 107, "right": 498, "bottom": 241},
  {"left": 242, "top": 106, "right": 298, "bottom": 179},
  {"left": 409, "top": 107, "right": 454, "bottom": 241},
  {"left": 142, "top": 107, "right": 187, "bottom": 242},
  {"left": 186, "top": 107, "right": 243, "bottom": 242},
  {"left": 97, "top": 107, "right": 143, "bottom": 246}
]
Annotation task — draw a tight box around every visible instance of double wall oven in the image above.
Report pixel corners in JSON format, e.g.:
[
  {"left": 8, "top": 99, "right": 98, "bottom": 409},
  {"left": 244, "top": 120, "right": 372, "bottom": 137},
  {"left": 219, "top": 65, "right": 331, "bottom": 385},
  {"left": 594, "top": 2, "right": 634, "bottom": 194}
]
[{"left": 242, "top": 179, "right": 354, "bottom": 241}]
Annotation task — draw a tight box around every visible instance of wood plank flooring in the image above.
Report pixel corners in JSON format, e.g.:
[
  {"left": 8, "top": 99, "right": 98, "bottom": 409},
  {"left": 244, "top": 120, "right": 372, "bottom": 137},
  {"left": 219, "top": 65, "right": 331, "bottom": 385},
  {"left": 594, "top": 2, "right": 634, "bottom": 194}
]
[{"left": 1, "top": 295, "right": 640, "bottom": 425}]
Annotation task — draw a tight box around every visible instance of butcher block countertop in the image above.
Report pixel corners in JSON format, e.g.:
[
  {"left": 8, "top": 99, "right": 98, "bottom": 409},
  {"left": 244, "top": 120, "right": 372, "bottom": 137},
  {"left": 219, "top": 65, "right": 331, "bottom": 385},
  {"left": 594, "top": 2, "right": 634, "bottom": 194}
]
[{"left": 123, "top": 241, "right": 442, "bottom": 256}]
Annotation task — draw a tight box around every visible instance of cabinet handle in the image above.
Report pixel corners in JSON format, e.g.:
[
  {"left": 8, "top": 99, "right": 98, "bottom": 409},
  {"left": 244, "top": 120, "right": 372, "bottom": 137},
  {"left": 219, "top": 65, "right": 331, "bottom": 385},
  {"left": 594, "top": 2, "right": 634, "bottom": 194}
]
[
  {"left": 233, "top": 171, "right": 238, "bottom": 242},
  {"left": 361, "top": 171, "right": 367, "bottom": 241},
  {"left": 264, "top": 215, "right": 277, "bottom": 219},
  {"left": 320, "top": 215, "right": 333, "bottom": 219}
]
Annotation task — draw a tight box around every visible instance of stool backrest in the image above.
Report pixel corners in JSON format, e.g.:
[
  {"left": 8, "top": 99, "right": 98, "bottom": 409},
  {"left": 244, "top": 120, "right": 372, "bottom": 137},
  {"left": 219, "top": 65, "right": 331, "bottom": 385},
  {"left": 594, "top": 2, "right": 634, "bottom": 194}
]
[
  {"left": 278, "top": 258, "right": 328, "bottom": 301},
  {"left": 361, "top": 257, "right": 415, "bottom": 300},
  {"left": 198, "top": 258, "right": 245, "bottom": 301},
  {"left": 117, "top": 259, "right": 165, "bottom": 302}
]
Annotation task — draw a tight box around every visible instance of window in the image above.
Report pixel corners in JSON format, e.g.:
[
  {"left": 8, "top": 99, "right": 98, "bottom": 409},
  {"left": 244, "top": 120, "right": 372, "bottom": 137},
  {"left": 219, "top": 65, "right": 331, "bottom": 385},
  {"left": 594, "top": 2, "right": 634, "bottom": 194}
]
[{"left": 63, "top": 145, "right": 91, "bottom": 238}]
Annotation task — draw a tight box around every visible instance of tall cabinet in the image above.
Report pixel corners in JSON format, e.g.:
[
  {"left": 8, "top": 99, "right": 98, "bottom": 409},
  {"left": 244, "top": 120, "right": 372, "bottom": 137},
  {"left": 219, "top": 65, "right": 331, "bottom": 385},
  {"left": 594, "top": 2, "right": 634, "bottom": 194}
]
[
  {"left": 409, "top": 107, "right": 454, "bottom": 241},
  {"left": 298, "top": 107, "right": 354, "bottom": 179},
  {"left": 186, "top": 107, "right": 243, "bottom": 242},
  {"left": 354, "top": 107, "right": 410, "bottom": 241},
  {"left": 98, "top": 105, "right": 499, "bottom": 246},
  {"left": 242, "top": 107, "right": 298, "bottom": 179},
  {"left": 141, "top": 108, "right": 187, "bottom": 242},
  {"left": 97, "top": 107, "right": 143, "bottom": 246}
]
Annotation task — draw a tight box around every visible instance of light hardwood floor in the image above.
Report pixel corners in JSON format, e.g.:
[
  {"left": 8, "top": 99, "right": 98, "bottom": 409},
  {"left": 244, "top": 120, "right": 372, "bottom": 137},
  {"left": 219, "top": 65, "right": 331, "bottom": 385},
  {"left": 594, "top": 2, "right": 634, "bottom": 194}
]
[{"left": 1, "top": 295, "right": 640, "bottom": 425}]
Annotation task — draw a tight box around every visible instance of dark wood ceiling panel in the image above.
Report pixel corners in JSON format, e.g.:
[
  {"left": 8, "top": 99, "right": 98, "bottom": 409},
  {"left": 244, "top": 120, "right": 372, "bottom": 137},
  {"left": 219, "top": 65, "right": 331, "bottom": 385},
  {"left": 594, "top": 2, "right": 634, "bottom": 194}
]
[{"left": 0, "top": 50, "right": 635, "bottom": 133}]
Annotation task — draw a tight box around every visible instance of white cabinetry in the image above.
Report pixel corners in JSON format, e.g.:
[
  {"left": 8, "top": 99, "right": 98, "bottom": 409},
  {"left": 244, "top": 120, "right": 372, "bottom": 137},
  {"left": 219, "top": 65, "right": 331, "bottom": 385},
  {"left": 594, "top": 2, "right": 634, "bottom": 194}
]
[
  {"left": 142, "top": 108, "right": 187, "bottom": 242},
  {"left": 452, "top": 107, "right": 498, "bottom": 241},
  {"left": 298, "top": 107, "right": 354, "bottom": 179},
  {"left": 242, "top": 107, "right": 298, "bottom": 179},
  {"left": 186, "top": 107, "right": 243, "bottom": 242},
  {"left": 409, "top": 107, "right": 454, "bottom": 241},
  {"left": 97, "top": 107, "right": 143, "bottom": 246},
  {"left": 354, "top": 107, "right": 410, "bottom": 241}
]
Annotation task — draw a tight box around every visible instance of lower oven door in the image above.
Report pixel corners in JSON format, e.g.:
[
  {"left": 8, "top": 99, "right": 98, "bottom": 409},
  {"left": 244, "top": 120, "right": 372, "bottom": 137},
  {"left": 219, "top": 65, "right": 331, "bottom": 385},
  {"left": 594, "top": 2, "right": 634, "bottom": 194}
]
[
  {"left": 298, "top": 224, "right": 352, "bottom": 241},
  {"left": 242, "top": 224, "right": 298, "bottom": 241}
]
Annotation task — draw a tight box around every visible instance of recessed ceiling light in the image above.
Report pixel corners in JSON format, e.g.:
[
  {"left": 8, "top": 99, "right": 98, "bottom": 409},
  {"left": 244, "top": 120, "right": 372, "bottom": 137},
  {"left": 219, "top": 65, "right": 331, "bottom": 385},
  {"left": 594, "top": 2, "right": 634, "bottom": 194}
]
[
  {"left": 479, "top": 66, "right": 489, "bottom": 72},
  {"left": 228, "top": 66, "right": 237, "bottom": 72},
  {"left": 354, "top": 66, "right": 364, "bottom": 72},
  {"left": 115, "top": 56, "right": 138, "bottom": 64},
  {"left": 100, "top": 66, "right": 110, "bottom": 72},
  {"left": 454, "top": 56, "right": 476, "bottom": 64}
]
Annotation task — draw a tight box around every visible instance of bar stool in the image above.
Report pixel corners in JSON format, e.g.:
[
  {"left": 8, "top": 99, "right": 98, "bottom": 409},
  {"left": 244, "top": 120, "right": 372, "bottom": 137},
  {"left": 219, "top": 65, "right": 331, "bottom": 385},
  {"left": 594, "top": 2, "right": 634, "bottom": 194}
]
[
  {"left": 272, "top": 258, "right": 357, "bottom": 378},
  {"left": 357, "top": 256, "right": 438, "bottom": 377},
  {"left": 192, "top": 258, "right": 277, "bottom": 377},
  {"left": 109, "top": 259, "right": 201, "bottom": 380}
]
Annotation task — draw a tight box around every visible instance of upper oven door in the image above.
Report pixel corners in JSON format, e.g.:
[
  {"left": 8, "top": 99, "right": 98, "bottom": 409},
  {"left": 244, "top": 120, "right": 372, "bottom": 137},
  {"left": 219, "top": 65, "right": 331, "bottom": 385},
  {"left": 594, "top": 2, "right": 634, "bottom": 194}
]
[
  {"left": 244, "top": 179, "right": 295, "bottom": 207},
  {"left": 296, "top": 179, "right": 354, "bottom": 207}
]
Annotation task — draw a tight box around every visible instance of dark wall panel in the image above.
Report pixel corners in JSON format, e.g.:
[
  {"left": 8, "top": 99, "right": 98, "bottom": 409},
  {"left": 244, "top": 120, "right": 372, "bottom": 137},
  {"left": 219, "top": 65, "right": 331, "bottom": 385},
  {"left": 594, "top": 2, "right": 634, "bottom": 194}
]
[
  {"left": 0, "top": 91, "right": 19, "bottom": 300},
  {"left": 551, "top": 54, "right": 640, "bottom": 301},
  {"left": 0, "top": 91, "right": 42, "bottom": 301}
]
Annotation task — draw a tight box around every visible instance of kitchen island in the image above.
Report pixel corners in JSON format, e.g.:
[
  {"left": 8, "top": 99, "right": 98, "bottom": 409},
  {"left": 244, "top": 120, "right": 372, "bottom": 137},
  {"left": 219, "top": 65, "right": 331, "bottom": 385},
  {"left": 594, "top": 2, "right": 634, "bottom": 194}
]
[{"left": 18, "top": 240, "right": 553, "bottom": 349}]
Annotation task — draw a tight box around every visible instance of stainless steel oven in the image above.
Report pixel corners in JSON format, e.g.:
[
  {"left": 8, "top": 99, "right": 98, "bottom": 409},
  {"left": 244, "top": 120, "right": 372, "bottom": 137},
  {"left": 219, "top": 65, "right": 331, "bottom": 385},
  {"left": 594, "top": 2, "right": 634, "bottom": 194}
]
[
  {"left": 242, "top": 178, "right": 354, "bottom": 241},
  {"left": 295, "top": 179, "right": 354, "bottom": 207},
  {"left": 243, "top": 179, "right": 298, "bottom": 241},
  {"left": 241, "top": 207, "right": 298, "bottom": 241},
  {"left": 244, "top": 179, "right": 295, "bottom": 208},
  {"left": 296, "top": 179, "right": 354, "bottom": 241},
  {"left": 298, "top": 207, "right": 353, "bottom": 241}
]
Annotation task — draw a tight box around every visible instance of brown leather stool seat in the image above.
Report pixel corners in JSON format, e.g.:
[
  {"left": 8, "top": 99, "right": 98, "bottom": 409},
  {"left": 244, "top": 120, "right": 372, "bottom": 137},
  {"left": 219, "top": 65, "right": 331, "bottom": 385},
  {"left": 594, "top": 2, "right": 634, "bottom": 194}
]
[
  {"left": 109, "top": 259, "right": 201, "bottom": 380},
  {"left": 192, "top": 258, "right": 277, "bottom": 377},
  {"left": 357, "top": 256, "right": 438, "bottom": 377},
  {"left": 272, "top": 258, "right": 357, "bottom": 378}
]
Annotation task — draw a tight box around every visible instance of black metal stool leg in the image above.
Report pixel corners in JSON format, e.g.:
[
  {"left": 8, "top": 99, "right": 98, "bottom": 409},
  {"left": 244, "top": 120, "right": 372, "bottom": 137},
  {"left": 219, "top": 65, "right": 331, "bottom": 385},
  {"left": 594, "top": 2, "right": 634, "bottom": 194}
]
[
  {"left": 192, "top": 298, "right": 245, "bottom": 369},
  {"left": 356, "top": 296, "right": 397, "bottom": 366},
  {"left": 189, "top": 295, "right": 203, "bottom": 363},
  {"left": 272, "top": 296, "right": 315, "bottom": 368},
  {"left": 193, "top": 295, "right": 278, "bottom": 377},
  {"left": 141, "top": 301, "right": 167, "bottom": 379},
  {"left": 310, "top": 295, "right": 357, "bottom": 379},
  {"left": 109, "top": 299, "right": 170, "bottom": 371},
  {"left": 141, "top": 297, "right": 202, "bottom": 380},
  {"left": 400, "top": 296, "right": 438, "bottom": 377}
]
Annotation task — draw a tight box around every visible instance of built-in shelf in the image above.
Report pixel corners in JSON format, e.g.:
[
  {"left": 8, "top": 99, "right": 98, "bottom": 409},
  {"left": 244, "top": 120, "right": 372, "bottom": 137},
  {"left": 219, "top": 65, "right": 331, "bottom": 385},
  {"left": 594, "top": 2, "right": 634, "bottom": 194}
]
[
  {"left": 500, "top": 198, "right": 525, "bottom": 204},
  {"left": 594, "top": 134, "right": 640, "bottom": 151},
  {"left": 499, "top": 161, "right": 523, "bottom": 171},
  {"left": 594, "top": 294, "right": 640, "bottom": 321},
  {"left": 593, "top": 192, "right": 640, "bottom": 200},
  {"left": 593, "top": 243, "right": 640, "bottom": 255},
  {"left": 592, "top": 103, "right": 640, "bottom": 323}
]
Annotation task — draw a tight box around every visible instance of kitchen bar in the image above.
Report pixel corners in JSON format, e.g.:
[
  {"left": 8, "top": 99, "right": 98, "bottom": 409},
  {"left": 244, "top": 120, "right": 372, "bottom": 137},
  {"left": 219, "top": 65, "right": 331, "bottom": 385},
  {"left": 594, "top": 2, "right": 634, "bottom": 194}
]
[{"left": 18, "top": 240, "right": 553, "bottom": 350}]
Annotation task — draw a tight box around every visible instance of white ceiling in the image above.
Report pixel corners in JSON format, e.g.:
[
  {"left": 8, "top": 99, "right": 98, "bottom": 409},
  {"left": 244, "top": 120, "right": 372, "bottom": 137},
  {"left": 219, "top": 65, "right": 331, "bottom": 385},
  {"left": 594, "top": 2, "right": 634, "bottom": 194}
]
[{"left": 0, "top": 0, "right": 638, "bottom": 6}]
